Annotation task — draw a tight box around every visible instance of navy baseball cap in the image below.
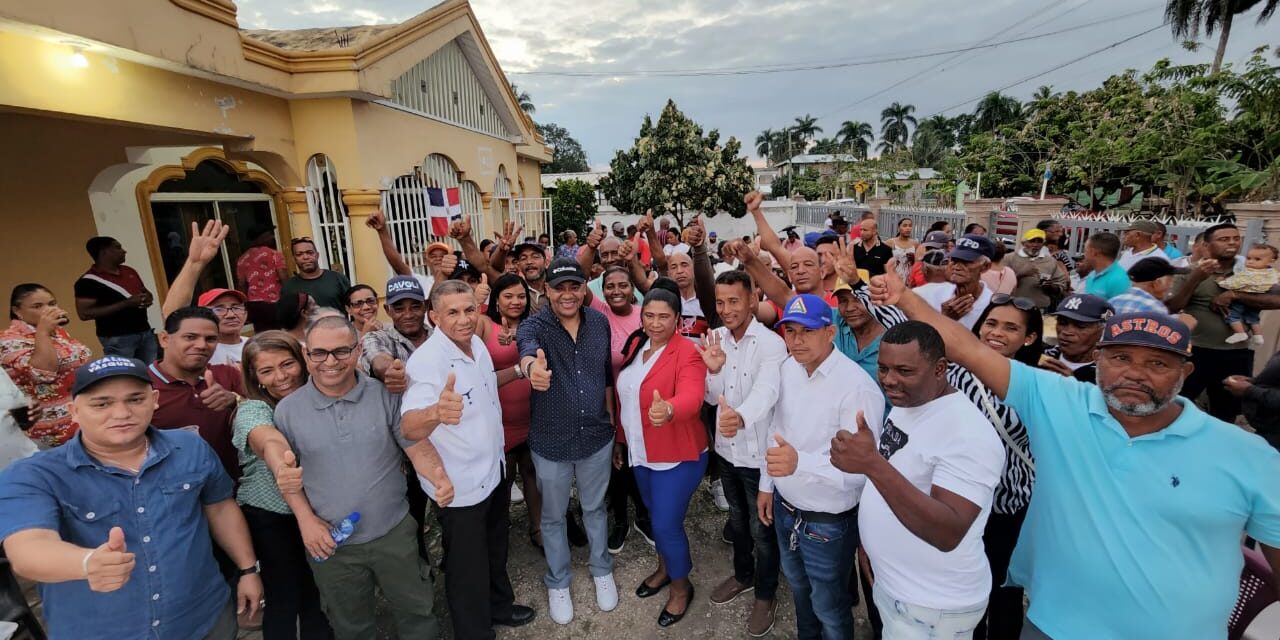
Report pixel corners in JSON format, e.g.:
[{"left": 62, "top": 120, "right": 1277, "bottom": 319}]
[
  {"left": 546, "top": 258, "right": 586, "bottom": 287},
  {"left": 448, "top": 252, "right": 481, "bottom": 280},
  {"left": 1051, "top": 293, "right": 1114, "bottom": 323},
  {"left": 385, "top": 275, "right": 425, "bottom": 305},
  {"left": 72, "top": 356, "right": 153, "bottom": 397},
  {"left": 1098, "top": 311, "right": 1192, "bottom": 358},
  {"left": 803, "top": 231, "right": 834, "bottom": 249},
  {"left": 774, "top": 294, "right": 834, "bottom": 330},
  {"left": 922, "top": 230, "right": 951, "bottom": 249},
  {"left": 948, "top": 234, "right": 995, "bottom": 262},
  {"left": 1128, "top": 257, "right": 1187, "bottom": 283},
  {"left": 512, "top": 242, "right": 545, "bottom": 258}
]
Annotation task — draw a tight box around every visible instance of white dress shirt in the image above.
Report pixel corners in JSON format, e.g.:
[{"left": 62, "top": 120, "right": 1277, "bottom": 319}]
[
  {"left": 704, "top": 320, "right": 787, "bottom": 469},
  {"left": 400, "top": 329, "right": 504, "bottom": 508},
  {"left": 617, "top": 341, "right": 675, "bottom": 471},
  {"left": 913, "top": 282, "right": 993, "bottom": 330},
  {"left": 761, "top": 348, "right": 886, "bottom": 514}
]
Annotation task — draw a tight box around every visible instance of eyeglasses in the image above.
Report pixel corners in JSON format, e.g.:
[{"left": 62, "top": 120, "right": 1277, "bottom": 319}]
[
  {"left": 347, "top": 297, "right": 378, "bottom": 308},
  {"left": 990, "top": 294, "right": 1037, "bottom": 312},
  {"left": 306, "top": 344, "right": 358, "bottom": 363},
  {"left": 210, "top": 304, "right": 246, "bottom": 316}
]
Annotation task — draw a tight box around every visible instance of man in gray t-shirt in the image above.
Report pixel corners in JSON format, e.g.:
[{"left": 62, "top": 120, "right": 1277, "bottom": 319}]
[{"left": 274, "top": 315, "right": 439, "bottom": 640}]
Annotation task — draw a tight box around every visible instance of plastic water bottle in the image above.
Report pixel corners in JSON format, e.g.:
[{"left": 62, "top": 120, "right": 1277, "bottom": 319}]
[{"left": 329, "top": 512, "right": 361, "bottom": 545}]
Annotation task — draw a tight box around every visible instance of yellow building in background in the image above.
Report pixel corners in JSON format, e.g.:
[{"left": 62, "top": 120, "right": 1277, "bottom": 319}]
[{"left": 0, "top": 0, "right": 551, "bottom": 342}]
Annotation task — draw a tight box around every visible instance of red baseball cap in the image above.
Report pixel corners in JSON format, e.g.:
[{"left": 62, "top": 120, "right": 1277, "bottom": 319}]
[{"left": 197, "top": 288, "right": 247, "bottom": 307}]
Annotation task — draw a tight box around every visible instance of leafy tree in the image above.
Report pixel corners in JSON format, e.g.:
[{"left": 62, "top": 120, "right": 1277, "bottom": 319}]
[
  {"left": 510, "top": 83, "right": 535, "bottom": 114},
  {"left": 973, "top": 91, "right": 1024, "bottom": 133},
  {"left": 549, "top": 178, "right": 597, "bottom": 240},
  {"left": 838, "top": 120, "right": 875, "bottom": 159},
  {"left": 880, "top": 102, "right": 917, "bottom": 154},
  {"left": 1027, "top": 85, "right": 1059, "bottom": 117},
  {"left": 787, "top": 168, "right": 825, "bottom": 201},
  {"left": 755, "top": 128, "right": 775, "bottom": 159},
  {"left": 810, "top": 137, "right": 843, "bottom": 154},
  {"left": 793, "top": 114, "right": 823, "bottom": 142},
  {"left": 1165, "top": 0, "right": 1277, "bottom": 72},
  {"left": 536, "top": 122, "right": 590, "bottom": 174},
  {"left": 598, "top": 99, "right": 755, "bottom": 224}
]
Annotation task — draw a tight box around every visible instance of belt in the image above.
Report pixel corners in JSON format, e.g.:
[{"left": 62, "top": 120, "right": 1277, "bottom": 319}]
[{"left": 776, "top": 494, "right": 855, "bottom": 524}]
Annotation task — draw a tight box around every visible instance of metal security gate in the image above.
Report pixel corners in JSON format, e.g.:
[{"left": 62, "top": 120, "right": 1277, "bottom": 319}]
[
  {"left": 380, "top": 167, "right": 485, "bottom": 277},
  {"left": 512, "top": 197, "right": 552, "bottom": 244},
  {"left": 304, "top": 154, "right": 356, "bottom": 283}
]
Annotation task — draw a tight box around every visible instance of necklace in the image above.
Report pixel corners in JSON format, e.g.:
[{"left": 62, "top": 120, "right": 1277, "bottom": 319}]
[{"left": 101, "top": 439, "right": 150, "bottom": 475}]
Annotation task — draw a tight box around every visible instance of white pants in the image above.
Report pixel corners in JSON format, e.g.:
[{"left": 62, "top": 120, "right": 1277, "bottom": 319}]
[{"left": 873, "top": 584, "right": 987, "bottom": 640}]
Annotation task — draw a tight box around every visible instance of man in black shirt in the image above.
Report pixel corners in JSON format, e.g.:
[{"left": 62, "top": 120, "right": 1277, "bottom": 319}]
[
  {"left": 73, "top": 236, "right": 157, "bottom": 361},
  {"left": 281, "top": 238, "right": 351, "bottom": 310},
  {"left": 854, "top": 219, "right": 894, "bottom": 277}
]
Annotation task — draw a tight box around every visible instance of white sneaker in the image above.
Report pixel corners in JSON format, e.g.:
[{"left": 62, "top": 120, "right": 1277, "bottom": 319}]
[
  {"left": 594, "top": 573, "right": 619, "bottom": 612},
  {"left": 1226, "top": 332, "right": 1249, "bottom": 344},
  {"left": 710, "top": 479, "right": 730, "bottom": 512},
  {"left": 548, "top": 587, "right": 574, "bottom": 624},
  {"left": 1252, "top": 334, "right": 1266, "bottom": 346},
  {"left": 511, "top": 482, "right": 525, "bottom": 504}
]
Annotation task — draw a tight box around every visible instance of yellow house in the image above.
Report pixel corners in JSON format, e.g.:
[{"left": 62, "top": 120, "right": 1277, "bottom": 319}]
[{"left": 0, "top": 0, "right": 551, "bottom": 342}]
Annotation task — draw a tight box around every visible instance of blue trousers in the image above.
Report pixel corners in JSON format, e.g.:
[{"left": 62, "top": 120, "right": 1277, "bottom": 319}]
[
  {"left": 100, "top": 330, "right": 158, "bottom": 363},
  {"left": 632, "top": 451, "right": 708, "bottom": 580},
  {"left": 774, "top": 493, "right": 857, "bottom": 640}
]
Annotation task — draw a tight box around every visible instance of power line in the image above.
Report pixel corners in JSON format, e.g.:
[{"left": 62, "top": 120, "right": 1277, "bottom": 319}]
[{"left": 510, "top": 7, "right": 1160, "bottom": 78}]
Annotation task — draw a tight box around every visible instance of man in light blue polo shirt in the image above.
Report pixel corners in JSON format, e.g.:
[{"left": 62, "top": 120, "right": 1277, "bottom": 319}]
[{"left": 869, "top": 265, "right": 1280, "bottom": 640}]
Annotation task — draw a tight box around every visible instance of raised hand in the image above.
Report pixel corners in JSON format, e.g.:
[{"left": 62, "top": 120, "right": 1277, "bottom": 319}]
[
  {"left": 637, "top": 210, "right": 654, "bottom": 235},
  {"left": 437, "top": 253, "right": 459, "bottom": 278},
  {"left": 618, "top": 239, "right": 637, "bottom": 264},
  {"left": 686, "top": 215, "right": 706, "bottom": 247},
  {"left": 274, "top": 450, "right": 303, "bottom": 495},
  {"left": 648, "top": 390, "right": 674, "bottom": 427},
  {"left": 358, "top": 315, "right": 382, "bottom": 336},
  {"left": 436, "top": 373, "right": 463, "bottom": 425},
  {"left": 365, "top": 209, "right": 387, "bottom": 232},
  {"left": 497, "top": 319, "right": 516, "bottom": 346},
  {"left": 499, "top": 220, "right": 523, "bottom": 249},
  {"left": 830, "top": 411, "right": 880, "bottom": 474},
  {"left": 869, "top": 258, "right": 906, "bottom": 307},
  {"left": 727, "top": 240, "right": 758, "bottom": 267},
  {"left": 85, "top": 527, "right": 135, "bottom": 592},
  {"left": 187, "top": 219, "right": 230, "bottom": 267},
  {"left": 834, "top": 236, "right": 860, "bottom": 285},
  {"left": 586, "top": 222, "right": 606, "bottom": 249},
  {"left": 693, "top": 329, "right": 727, "bottom": 374},
  {"left": 36, "top": 305, "right": 69, "bottom": 335},
  {"left": 765, "top": 434, "right": 798, "bottom": 477},
  {"left": 449, "top": 217, "right": 472, "bottom": 240},
  {"left": 529, "top": 349, "right": 552, "bottom": 391},
  {"left": 717, "top": 395, "right": 743, "bottom": 438},
  {"left": 744, "top": 191, "right": 764, "bottom": 214},
  {"left": 383, "top": 359, "right": 408, "bottom": 394},
  {"left": 474, "top": 273, "right": 491, "bottom": 305},
  {"left": 200, "top": 370, "right": 238, "bottom": 412}
]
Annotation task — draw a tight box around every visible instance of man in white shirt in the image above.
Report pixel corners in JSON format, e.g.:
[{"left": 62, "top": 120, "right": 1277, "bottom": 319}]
[
  {"left": 696, "top": 270, "right": 788, "bottom": 637},
  {"left": 400, "top": 280, "right": 536, "bottom": 637},
  {"left": 757, "top": 293, "right": 886, "bottom": 640},
  {"left": 1118, "top": 220, "right": 1170, "bottom": 271},
  {"left": 831, "top": 320, "right": 1004, "bottom": 639},
  {"left": 913, "top": 234, "right": 995, "bottom": 330},
  {"left": 198, "top": 288, "right": 249, "bottom": 367}
]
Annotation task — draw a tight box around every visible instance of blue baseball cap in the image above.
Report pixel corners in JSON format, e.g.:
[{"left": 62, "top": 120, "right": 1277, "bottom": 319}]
[
  {"left": 774, "top": 294, "right": 834, "bottom": 330},
  {"left": 1098, "top": 311, "right": 1192, "bottom": 358},
  {"left": 1051, "top": 293, "right": 1114, "bottom": 323},
  {"left": 949, "top": 234, "right": 996, "bottom": 262},
  {"left": 385, "top": 275, "right": 425, "bottom": 305},
  {"left": 72, "top": 356, "right": 153, "bottom": 397}
]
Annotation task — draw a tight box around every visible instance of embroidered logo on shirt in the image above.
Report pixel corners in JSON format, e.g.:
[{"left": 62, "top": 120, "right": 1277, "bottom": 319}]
[{"left": 877, "top": 418, "right": 909, "bottom": 460}]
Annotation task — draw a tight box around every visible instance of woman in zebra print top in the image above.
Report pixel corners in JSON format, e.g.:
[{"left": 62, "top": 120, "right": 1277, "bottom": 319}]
[{"left": 854, "top": 284, "right": 1043, "bottom": 639}]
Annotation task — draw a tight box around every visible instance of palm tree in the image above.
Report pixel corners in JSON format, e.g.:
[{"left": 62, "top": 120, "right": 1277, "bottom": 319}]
[
  {"left": 810, "top": 137, "right": 842, "bottom": 154},
  {"left": 913, "top": 115, "right": 956, "bottom": 149},
  {"left": 1027, "top": 85, "right": 1059, "bottom": 117},
  {"left": 879, "top": 102, "right": 917, "bottom": 154},
  {"left": 1165, "top": 0, "right": 1278, "bottom": 73},
  {"left": 838, "top": 120, "right": 874, "bottom": 159},
  {"left": 510, "top": 83, "right": 535, "bottom": 114},
  {"left": 973, "top": 91, "right": 1023, "bottom": 133},
  {"left": 771, "top": 128, "right": 800, "bottom": 164},
  {"left": 755, "top": 128, "right": 775, "bottom": 159},
  {"left": 792, "top": 114, "right": 823, "bottom": 142}
]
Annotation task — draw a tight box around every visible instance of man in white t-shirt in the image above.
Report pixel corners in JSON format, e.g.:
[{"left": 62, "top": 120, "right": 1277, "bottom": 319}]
[
  {"left": 831, "top": 320, "right": 1004, "bottom": 638},
  {"left": 1117, "top": 220, "right": 1170, "bottom": 271},
  {"left": 198, "top": 288, "right": 248, "bottom": 367},
  {"left": 912, "top": 234, "right": 996, "bottom": 330}
]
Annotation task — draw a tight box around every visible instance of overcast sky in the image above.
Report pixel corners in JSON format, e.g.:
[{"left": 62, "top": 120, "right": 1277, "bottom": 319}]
[{"left": 238, "top": 0, "right": 1278, "bottom": 169}]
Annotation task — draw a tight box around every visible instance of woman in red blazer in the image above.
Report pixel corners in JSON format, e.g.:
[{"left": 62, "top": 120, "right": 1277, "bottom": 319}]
[{"left": 615, "top": 286, "right": 708, "bottom": 628}]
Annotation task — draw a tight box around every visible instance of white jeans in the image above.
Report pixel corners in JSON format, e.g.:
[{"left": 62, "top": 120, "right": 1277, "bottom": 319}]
[{"left": 873, "top": 584, "right": 987, "bottom": 640}]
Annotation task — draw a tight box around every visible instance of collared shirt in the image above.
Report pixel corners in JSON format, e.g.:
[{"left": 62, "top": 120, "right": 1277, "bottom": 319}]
[
  {"left": 274, "top": 373, "right": 408, "bottom": 544},
  {"left": 1109, "top": 286, "right": 1169, "bottom": 314},
  {"left": 360, "top": 324, "right": 426, "bottom": 374},
  {"left": 1117, "top": 245, "right": 1169, "bottom": 271},
  {"left": 831, "top": 310, "right": 884, "bottom": 387},
  {"left": 0, "top": 428, "right": 233, "bottom": 639},
  {"left": 147, "top": 362, "right": 245, "bottom": 478},
  {"left": 401, "top": 330, "right": 504, "bottom": 508},
  {"left": 230, "top": 399, "right": 291, "bottom": 514},
  {"left": 74, "top": 265, "right": 152, "bottom": 337},
  {"left": 1083, "top": 261, "right": 1130, "bottom": 300},
  {"left": 0, "top": 319, "right": 92, "bottom": 447},
  {"left": 854, "top": 240, "right": 894, "bottom": 276},
  {"left": 760, "top": 349, "right": 885, "bottom": 514},
  {"left": 618, "top": 342, "right": 675, "bottom": 471},
  {"left": 703, "top": 321, "right": 787, "bottom": 469},
  {"left": 1003, "top": 361, "right": 1280, "bottom": 639},
  {"left": 517, "top": 305, "right": 615, "bottom": 462}
]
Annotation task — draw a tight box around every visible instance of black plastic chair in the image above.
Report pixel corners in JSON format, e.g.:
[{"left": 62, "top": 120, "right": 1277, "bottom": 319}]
[{"left": 0, "top": 550, "right": 45, "bottom": 640}]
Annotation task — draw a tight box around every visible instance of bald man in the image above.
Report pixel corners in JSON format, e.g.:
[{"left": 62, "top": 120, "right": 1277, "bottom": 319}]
[{"left": 853, "top": 220, "right": 893, "bottom": 277}]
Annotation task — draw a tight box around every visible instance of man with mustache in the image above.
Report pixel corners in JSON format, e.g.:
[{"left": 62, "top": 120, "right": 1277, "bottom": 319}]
[{"left": 870, "top": 263, "right": 1280, "bottom": 640}]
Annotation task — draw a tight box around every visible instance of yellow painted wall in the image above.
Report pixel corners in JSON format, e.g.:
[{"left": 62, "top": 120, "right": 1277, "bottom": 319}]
[
  {"left": 517, "top": 157, "right": 544, "bottom": 199},
  {"left": 289, "top": 99, "right": 364, "bottom": 186},
  {"left": 350, "top": 101, "right": 519, "bottom": 189}
]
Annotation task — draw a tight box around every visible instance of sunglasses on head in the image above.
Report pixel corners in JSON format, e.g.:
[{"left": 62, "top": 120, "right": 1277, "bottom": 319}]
[{"left": 990, "top": 294, "right": 1037, "bottom": 312}]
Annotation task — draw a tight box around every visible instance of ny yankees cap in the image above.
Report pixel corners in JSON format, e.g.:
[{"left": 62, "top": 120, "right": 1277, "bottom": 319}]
[
  {"left": 72, "top": 356, "right": 153, "bottom": 397},
  {"left": 1051, "top": 293, "right": 1114, "bottom": 323}
]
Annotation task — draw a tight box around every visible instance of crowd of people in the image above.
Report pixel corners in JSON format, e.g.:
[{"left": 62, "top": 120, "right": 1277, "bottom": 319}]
[{"left": 0, "top": 190, "right": 1279, "bottom": 640}]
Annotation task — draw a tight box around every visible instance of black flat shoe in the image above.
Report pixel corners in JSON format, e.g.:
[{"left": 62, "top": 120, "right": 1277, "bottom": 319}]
[
  {"left": 658, "top": 585, "right": 694, "bottom": 627},
  {"left": 493, "top": 604, "right": 536, "bottom": 627},
  {"left": 635, "top": 576, "right": 671, "bottom": 598}
]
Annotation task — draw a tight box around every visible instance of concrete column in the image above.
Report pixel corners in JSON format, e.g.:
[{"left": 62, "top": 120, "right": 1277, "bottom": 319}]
[
  {"left": 962, "top": 197, "right": 1005, "bottom": 233},
  {"left": 866, "top": 196, "right": 892, "bottom": 218},
  {"left": 279, "top": 190, "right": 312, "bottom": 240},
  {"left": 341, "top": 189, "right": 387, "bottom": 289},
  {"left": 1226, "top": 202, "right": 1280, "bottom": 374},
  {"left": 1010, "top": 197, "right": 1068, "bottom": 240}
]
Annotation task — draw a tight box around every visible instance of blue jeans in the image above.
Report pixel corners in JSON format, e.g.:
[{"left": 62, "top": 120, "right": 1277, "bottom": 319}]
[
  {"left": 720, "top": 459, "right": 779, "bottom": 600},
  {"left": 632, "top": 451, "right": 708, "bottom": 580},
  {"left": 1227, "top": 301, "right": 1260, "bottom": 327},
  {"left": 99, "top": 330, "right": 158, "bottom": 363},
  {"left": 532, "top": 442, "right": 614, "bottom": 589},
  {"left": 774, "top": 493, "right": 857, "bottom": 640},
  {"left": 873, "top": 583, "right": 986, "bottom": 640}
]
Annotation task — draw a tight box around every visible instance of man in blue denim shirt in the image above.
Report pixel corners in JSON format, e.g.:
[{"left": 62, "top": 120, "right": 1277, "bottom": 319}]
[{"left": 0, "top": 356, "right": 262, "bottom": 639}]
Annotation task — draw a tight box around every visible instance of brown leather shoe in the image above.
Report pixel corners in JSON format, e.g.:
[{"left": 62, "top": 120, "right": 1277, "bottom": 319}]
[
  {"left": 709, "top": 575, "right": 754, "bottom": 605},
  {"left": 747, "top": 598, "right": 777, "bottom": 637}
]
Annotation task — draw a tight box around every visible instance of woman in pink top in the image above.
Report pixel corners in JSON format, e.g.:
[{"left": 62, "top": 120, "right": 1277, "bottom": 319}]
[
  {"left": 981, "top": 241, "right": 1018, "bottom": 295},
  {"left": 476, "top": 273, "right": 541, "bottom": 546}
]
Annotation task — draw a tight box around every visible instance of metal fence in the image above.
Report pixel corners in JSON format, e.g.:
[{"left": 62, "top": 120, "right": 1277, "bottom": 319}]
[
  {"left": 879, "top": 207, "right": 966, "bottom": 241},
  {"left": 795, "top": 203, "right": 870, "bottom": 231},
  {"left": 379, "top": 172, "right": 486, "bottom": 278},
  {"left": 512, "top": 197, "right": 553, "bottom": 242},
  {"left": 303, "top": 154, "right": 357, "bottom": 284},
  {"left": 1056, "top": 216, "right": 1264, "bottom": 258}
]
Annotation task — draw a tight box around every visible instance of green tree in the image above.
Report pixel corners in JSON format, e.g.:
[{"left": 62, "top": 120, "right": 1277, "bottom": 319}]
[
  {"left": 793, "top": 114, "right": 823, "bottom": 142},
  {"left": 510, "top": 83, "right": 535, "bottom": 114},
  {"left": 536, "top": 122, "right": 590, "bottom": 174},
  {"left": 838, "top": 120, "right": 874, "bottom": 159},
  {"left": 549, "top": 178, "right": 597, "bottom": 240},
  {"left": 755, "top": 128, "right": 775, "bottom": 159},
  {"left": 598, "top": 100, "right": 755, "bottom": 225},
  {"left": 1165, "top": 0, "right": 1277, "bottom": 73},
  {"left": 879, "top": 102, "right": 917, "bottom": 154},
  {"left": 810, "top": 137, "right": 843, "bottom": 154},
  {"left": 973, "top": 91, "right": 1024, "bottom": 133}
]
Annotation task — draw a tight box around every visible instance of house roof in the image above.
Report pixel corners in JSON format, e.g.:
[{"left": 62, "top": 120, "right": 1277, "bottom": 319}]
[
  {"left": 240, "top": 25, "right": 399, "bottom": 51},
  {"left": 541, "top": 171, "right": 608, "bottom": 188},
  {"left": 780, "top": 154, "right": 860, "bottom": 165}
]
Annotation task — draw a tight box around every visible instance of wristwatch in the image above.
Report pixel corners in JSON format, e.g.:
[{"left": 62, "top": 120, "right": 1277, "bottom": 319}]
[{"left": 237, "top": 561, "right": 261, "bottom": 578}]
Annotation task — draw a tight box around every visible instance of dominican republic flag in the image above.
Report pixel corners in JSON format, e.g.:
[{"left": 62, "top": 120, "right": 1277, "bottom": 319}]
[{"left": 426, "top": 186, "right": 463, "bottom": 235}]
